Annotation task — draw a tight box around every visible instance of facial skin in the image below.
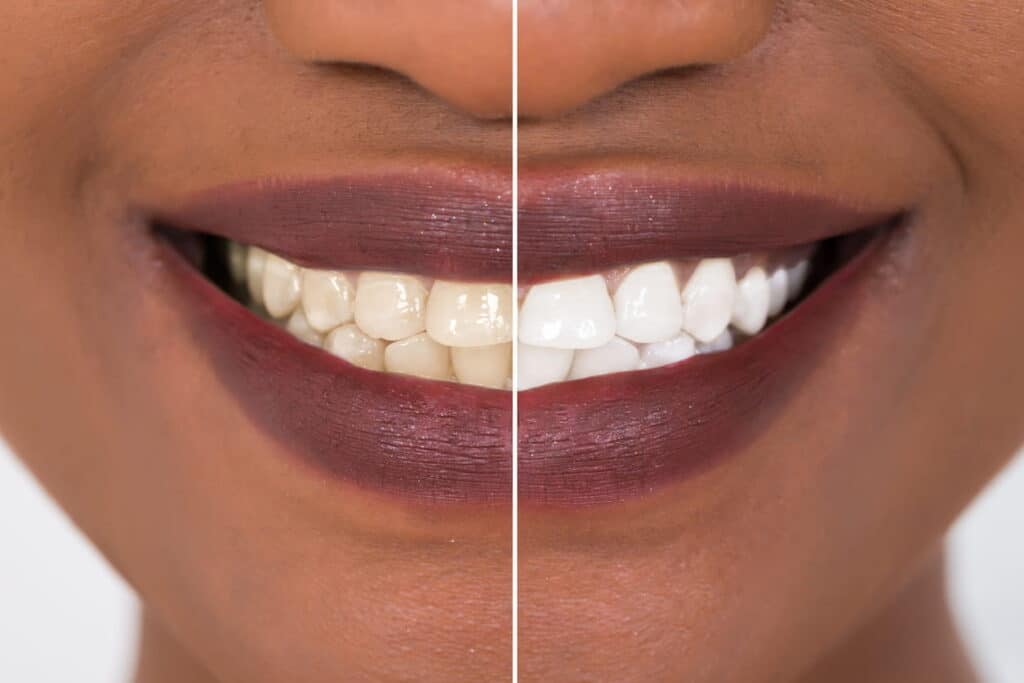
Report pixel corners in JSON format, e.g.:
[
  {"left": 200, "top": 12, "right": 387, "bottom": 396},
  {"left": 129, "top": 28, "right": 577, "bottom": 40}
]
[{"left": 1, "top": 3, "right": 1022, "bottom": 683}]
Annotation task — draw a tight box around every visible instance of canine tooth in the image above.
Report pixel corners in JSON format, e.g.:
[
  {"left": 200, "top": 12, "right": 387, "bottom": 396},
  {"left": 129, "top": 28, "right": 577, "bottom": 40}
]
[
  {"left": 227, "top": 242, "right": 247, "bottom": 284},
  {"left": 426, "top": 281, "right": 513, "bottom": 347},
  {"left": 384, "top": 333, "right": 451, "bottom": 381},
  {"left": 354, "top": 272, "right": 428, "bottom": 341},
  {"left": 245, "top": 247, "right": 267, "bottom": 305},
  {"left": 451, "top": 343, "right": 511, "bottom": 389},
  {"left": 639, "top": 333, "right": 696, "bottom": 369},
  {"left": 786, "top": 260, "right": 810, "bottom": 300},
  {"left": 302, "top": 269, "right": 355, "bottom": 332},
  {"left": 569, "top": 337, "right": 640, "bottom": 380},
  {"left": 681, "top": 258, "right": 737, "bottom": 343},
  {"left": 731, "top": 266, "right": 770, "bottom": 335},
  {"left": 767, "top": 267, "right": 789, "bottom": 317},
  {"left": 613, "top": 262, "right": 684, "bottom": 343},
  {"left": 285, "top": 308, "right": 323, "bottom": 346},
  {"left": 262, "top": 254, "right": 302, "bottom": 318},
  {"left": 517, "top": 343, "right": 574, "bottom": 390},
  {"left": 324, "top": 324, "right": 385, "bottom": 371},
  {"left": 518, "top": 275, "right": 616, "bottom": 349},
  {"left": 697, "top": 328, "right": 734, "bottom": 354}
]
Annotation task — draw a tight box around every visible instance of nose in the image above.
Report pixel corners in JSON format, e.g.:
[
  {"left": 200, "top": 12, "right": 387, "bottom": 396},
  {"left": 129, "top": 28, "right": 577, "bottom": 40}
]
[
  {"left": 520, "top": 0, "right": 776, "bottom": 117},
  {"left": 263, "top": 0, "right": 513, "bottom": 118}
]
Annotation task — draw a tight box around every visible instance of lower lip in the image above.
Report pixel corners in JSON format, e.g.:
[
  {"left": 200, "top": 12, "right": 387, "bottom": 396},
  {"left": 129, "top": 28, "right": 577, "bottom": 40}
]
[
  {"left": 518, "top": 230, "right": 895, "bottom": 506},
  {"left": 158, "top": 226, "right": 891, "bottom": 507}
]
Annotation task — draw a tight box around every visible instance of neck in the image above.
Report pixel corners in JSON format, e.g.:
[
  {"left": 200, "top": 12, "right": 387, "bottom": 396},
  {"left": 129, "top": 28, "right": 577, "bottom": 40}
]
[
  {"left": 798, "top": 551, "right": 978, "bottom": 683},
  {"left": 133, "top": 611, "right": 221, "bottom": 683}
]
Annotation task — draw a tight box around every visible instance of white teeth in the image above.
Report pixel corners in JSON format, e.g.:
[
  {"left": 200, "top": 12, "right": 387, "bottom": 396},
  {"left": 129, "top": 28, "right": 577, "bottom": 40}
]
[
  {"left": 451, "top": 343, "right": 512, "bottom": 389},
  {"left": 261, "top": 254, "right": 302, "bottom": 318},
  {"left": 680, "top": 258, "right": 737, "bottom": 343},
  {"left": 731, "top": 266, "right": 770, "bottom": 335},
  {"left": 613, "top": 261, "right": 684, "bottom": 344},
  {"left": 245, "top": 247, "right": 267, "bottom": 306},
  {"left": 227, "top": 242, "right": 248, "bottom": 284},
  {"left": 568, "top": 337, "right": 640, "bottom": 380},
  {"left": 639, "top": 332, "right": 697, "bottom": 369},
  {"left": 516, "top": 343, "right": 574, "bottom": 390},
  {"left": 519, "top": 275, "right": 616, "bottom": 349},
  {"left": 301, "top": 269, "right": 355, "bottom": 333},
  {"left": 354, "top": 272, "right": 428, "bottom": 341},
  {"left": 426, "top": 281, "right": 513, "bottom": 347},
  {"left": 323, "top": 324, "right": 385, "bottom": 371},
  {"left": 697, "top": 328, "right": 734, "bottom": 354},
  {"left": 767, "top": 267, "right": 789, "bottom": 317},
  {"left": 786, "top": 260, "right": 810, "bottom": 300},
  {"left": 384, "top": 333, "right": 452, "bottom": 381},
  {"left": 284, "top": 308, "right": 323, "bottom": 346}
]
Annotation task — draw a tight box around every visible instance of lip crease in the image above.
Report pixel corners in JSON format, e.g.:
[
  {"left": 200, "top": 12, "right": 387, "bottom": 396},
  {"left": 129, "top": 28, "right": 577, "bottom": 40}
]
[{"left": 150, "top": 171, "right": 902, "bottom": 507}]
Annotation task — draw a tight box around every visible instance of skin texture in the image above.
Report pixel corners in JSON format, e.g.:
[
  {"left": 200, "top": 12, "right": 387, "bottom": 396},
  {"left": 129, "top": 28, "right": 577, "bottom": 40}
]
[{"left": 0, "top": 2, "right": 1021, "bottom": 683}]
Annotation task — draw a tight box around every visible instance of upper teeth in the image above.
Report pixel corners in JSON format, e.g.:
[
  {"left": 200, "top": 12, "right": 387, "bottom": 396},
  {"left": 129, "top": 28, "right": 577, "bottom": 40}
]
[{"left": 229, "top": 241, "right": 812, "bottom": 390}]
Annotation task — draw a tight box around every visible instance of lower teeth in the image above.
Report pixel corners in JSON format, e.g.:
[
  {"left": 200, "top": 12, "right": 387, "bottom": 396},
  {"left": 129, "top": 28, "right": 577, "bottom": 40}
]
[{"left": 217, "top": 240, "right": 814, "bottom": 390}]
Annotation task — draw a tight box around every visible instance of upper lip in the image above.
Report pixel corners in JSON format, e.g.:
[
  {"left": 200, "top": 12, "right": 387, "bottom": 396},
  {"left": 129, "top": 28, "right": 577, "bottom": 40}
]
[
  {"left": 152, "top": 170, "right": 513, "bottom": 282},
  {"left": 518, "top": 169, "right": 898, "bottom": 282}
]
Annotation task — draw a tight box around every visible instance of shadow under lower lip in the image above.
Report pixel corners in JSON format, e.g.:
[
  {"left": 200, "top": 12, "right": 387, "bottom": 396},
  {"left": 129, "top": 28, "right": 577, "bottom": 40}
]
[{"left": 517, "top": 232, "right": 891, "bottom": 507}]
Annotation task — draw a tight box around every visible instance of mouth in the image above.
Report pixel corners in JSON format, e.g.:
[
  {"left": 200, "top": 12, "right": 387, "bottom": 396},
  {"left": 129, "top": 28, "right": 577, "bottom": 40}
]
[{"left": 148, "top": 170, "right": 905, "bottom": 507}]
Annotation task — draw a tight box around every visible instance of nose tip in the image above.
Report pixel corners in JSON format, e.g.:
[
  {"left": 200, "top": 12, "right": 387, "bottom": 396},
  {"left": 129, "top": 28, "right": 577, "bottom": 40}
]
[
  {"left": 263, "top": 0, "right": 513, "bottom": 119},
  {"left": 518, "top": 0, "right": 777, "bottom": 117}
]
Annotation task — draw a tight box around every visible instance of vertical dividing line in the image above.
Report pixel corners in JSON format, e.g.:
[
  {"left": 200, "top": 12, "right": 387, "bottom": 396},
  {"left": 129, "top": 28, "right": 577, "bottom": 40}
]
[{"left": 511, "top": 0, "right": 519, "bottom": 679}]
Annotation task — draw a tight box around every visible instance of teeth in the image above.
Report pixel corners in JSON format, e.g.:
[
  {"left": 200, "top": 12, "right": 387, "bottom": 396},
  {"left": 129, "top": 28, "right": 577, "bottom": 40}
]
[
  {"left": 517, "top": 343, "right": 574, "bottom": 390},
  {"left": 262, "top": 254, "right": 302, "bottom": 319},
  {"left": 384, "top": 333, "right": 452, "bottom": 381},
  {"left": 229, "top": 238, "right": 819, "bottom": 389},
  {"left": 639, "top": 332, "right": 697, "bottom": 369},
  {"left": 284, "top": 308, "right": 323, "bottom": 346},
  {"left": 519, "top": 275, "right": 616, "bottom": 349},
  {"left": 767, "top": 267, "right": 789, "bottom": 317},
  {"left": 568, "top": 337, "right": 640, "bottom": 380},
  {"left": 324, "top": 324, "right": 385, "bottom": 371},
  {"left": 680, "top": 258, "right": 737, "bottom": 343},
  {"left": 426, "top": 281, "right": 513, "bottom": 347},
  {"left": 245, "top": 247, "right": 267, "bottom": 306},
  {"left": 301, "top": 270, "right": 355, "bottom": 333},
  {"left": 354, "top": 272, "right": 428, "bottom": 341},
  {"left": 731, "top": 266, "right": 770, "bottom": 335},
  {"left": 613, "top": 261, "right": 684, "bottom": 343},
  {"left": 451, "top": 343, "right": 512, "bottom": 389}
]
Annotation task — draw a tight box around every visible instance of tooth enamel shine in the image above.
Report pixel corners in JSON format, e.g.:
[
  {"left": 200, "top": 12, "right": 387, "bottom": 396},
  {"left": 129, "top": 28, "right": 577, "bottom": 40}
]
[{"left": 519, "top": 275, "right": 616, "bottom": 350}]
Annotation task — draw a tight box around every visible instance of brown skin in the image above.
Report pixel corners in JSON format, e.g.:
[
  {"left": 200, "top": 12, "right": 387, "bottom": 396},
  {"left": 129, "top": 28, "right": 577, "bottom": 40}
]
[{"left": 0, "top": 2, "right": 1021, "bottom": 683}]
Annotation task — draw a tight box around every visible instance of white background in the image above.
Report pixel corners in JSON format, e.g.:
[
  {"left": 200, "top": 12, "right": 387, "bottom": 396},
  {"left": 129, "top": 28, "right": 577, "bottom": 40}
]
[{"left": 1, "top": 442, "right": 1022, "bottom": 683}]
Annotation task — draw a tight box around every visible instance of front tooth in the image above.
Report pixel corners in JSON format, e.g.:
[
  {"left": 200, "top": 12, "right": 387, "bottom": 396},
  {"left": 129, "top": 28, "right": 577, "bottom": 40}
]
[
  {"left": 384, "top": 333, "right": 451, "bottom": 381},
  {"left": 518, "top": 275, "right": 616, "bottom": 349},
  {"left": 354, "top": 272, "right": 428, "bottom": 341},
  {"left": 517, "top": 343, "right": 574, "bottom": 390},
  {"left": 245, "top": 247, "right": 267, "bottom": 305},
  {"left": 680, "top": 258, "right": 737, "bottom": 343},
  {"left": 324, "top": 324, "right": 385, "bottom": 371},
  {"left": 639, "top": 332, "right": 696, "bottom": 369},
  {"left": 285, "top": 308, "right": 323, "bottom": 346},
  {"left": 262, "top": 254, "right": 302, "bottom": 318},
  {"left": 786, "top": 260, "right": 810, "bottom": 300},
  {"left": 426, "top": 281, "right": 513, "bottom": 347},
  {"left": 613, "top": 262, "right": 684, "bottom": 343},
  {"left": 451, "top": 343, "right": 511, "bottom": 389},
  {"left": 767, "top": 267, "right": 789, "bottom": 317},
  {"left": 227, "top": 242, "right": 247, "bottom": 284},
  {"left": 568, "top": 337, "right": 640, "bottom": 380},
  {"left": 731, "top": 266, "right": 770, "bottom": 335},
  {"left": 302, "top": 269, "right": 355, "bottom": 333},
  {"left": 697, "top": 328, "right": 734, "bottom": 354}
]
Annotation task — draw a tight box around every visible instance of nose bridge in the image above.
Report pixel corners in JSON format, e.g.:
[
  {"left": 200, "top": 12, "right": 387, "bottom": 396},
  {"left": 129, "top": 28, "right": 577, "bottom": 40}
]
[
  {"left": 519, "top": 0, "right": 777, "bottom": 117},
  {"left": 263, "top": 0, "right": 513, "bottom": 118}
]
